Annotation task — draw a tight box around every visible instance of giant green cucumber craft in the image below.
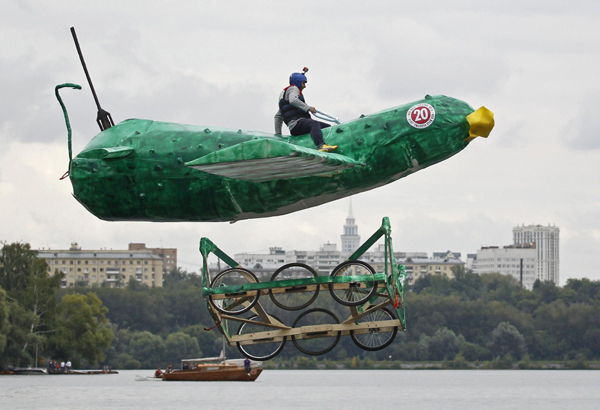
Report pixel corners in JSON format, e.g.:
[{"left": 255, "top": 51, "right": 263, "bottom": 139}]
[{"left": 56, "top": 29, "right": 494, "bottom": 224}]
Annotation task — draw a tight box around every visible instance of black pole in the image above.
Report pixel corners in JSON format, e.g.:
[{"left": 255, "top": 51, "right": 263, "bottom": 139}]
[
  {"left": 520, "top": 258, "right": 523, "bottom": 288},
  {"left": 70, "top": 27, "right": 114, "bottom": 131}
]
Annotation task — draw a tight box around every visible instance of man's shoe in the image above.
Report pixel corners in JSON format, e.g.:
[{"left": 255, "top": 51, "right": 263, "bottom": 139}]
[{"left": 318, "top": 144, "right": 338, "bottom": 152}]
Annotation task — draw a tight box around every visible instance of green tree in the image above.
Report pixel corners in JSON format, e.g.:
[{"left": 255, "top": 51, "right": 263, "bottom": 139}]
[
  {"left": 49, "top": 293, "right": 113, "bottom": 366},
  {"left": 0, "top": 287, "right": 9, "bottom": 356},
  {"left": 445, "top": 352, "right": 469, "bottom": 369},
  {"left": 481, "top": 273, "right": 521, "bottom": 305},
  {"left": 163, "top": 332, "right": 201, "bottom": 364},
  {"left": 164, "top": 286, "right": 208, "bottom": 329},
  {"left": 488, "top": 322, "right": 526, "bottom": 360},
  {"left": 583, "top": 328, "right": 600, "bottom": 356},
  {"left": 533, "top": 280, "right": 560, "bottom": 304},
  {"left": 419, "top": 327, "right": 465, "bottom": 360},
  {"left": 162, "top": 267, "right": 202, "bottom": 287},
  {"left": 450, "top": 267, "right": 483, "bottom": 300},
  {"left": 460, "top": 341, "right": 491, "bottom": 361},
  {"left": 564, "top": 278, "right": 600, "bottom": 303},
  {"left": 0, "top": 242, "right": 63, "bottom": 365},
  {"left": 127, "top": 331, "right": 165, "bottom": 368},
  {"left": 181, "top": 324, "right": 220, "bottom": 357},
  {"left": 0, "top": 300, "right": 39, "bottom": 368},
  {"left": 412, "top": 274, "right": 453, "bottom": 297},
  {"left": 84, "top": 287, "right": 173, "bottom": 334}
]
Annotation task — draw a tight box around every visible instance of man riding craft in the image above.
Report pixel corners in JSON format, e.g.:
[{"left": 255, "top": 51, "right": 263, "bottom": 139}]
[{"left": 274, "top": 68, "right": 338, "bottom": 152}]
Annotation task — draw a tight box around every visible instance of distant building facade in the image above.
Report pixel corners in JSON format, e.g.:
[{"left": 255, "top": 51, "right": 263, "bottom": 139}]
[
  {"left": 466, "top": 253, "right": 478, "bottom": 271},
  {"left": 401, "top": 257, "right": 465, "bottom": 285},
  {"left": 234, "top": 247, "right": 287, "bottom": 279},
  {"left": 433, "top": 251, "right": 462, "bottom": 260},
  {"left": 37, "top": 243, "right": 164, "bottom": 288},
  {"left": 361, "top": 244, "right": 464, "bottom": 285},
  {"left": 285, "top": 242, "right": 345, "bottom": 275},
  {"left": 129, "top": 243, "right": 177, "bottom": 272},
  {"left": 513, "top": 224, "right": 560, "bottom": 284},
  {"left": 341, "top": 200, "right": 360, "bottom": 254},
  {"left": 476, "top": 243, "right": 537, "bottom": 290}
]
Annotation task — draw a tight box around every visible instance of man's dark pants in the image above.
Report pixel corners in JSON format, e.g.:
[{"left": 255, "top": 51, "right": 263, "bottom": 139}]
[{"left": 291, "top": 119, "right": 331, "bottom": 146}]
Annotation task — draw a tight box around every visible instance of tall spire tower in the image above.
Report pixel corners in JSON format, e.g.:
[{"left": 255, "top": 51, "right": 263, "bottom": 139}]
[{"left": 341, "top": 198, "right": 360, "bottom": 253}]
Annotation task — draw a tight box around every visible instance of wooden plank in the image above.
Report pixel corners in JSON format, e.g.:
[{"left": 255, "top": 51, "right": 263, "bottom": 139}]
[
  {"left": 230, "top": 319, "right": 402, "bottom": 343},
  {"left": 220, "top": 313, "right": 290, "bottom": 330},
  {"left": 301, "top": 324, "right": 333, "bottom": 334}
]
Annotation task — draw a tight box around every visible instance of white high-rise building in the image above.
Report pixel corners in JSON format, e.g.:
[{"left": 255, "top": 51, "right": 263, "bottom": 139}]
[
  {"left": 341, "top": 199, "right": 360, "bottom": 254},
  {"left": 476, "top": 244, "right": 537, "bottom": 290},
  {"left": 513, "top": 224, "right": 560, "bottom": 284}
]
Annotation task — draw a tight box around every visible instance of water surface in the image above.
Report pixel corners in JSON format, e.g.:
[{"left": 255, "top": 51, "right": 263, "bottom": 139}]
[{"left": 1, "top": 369, "right": 597, "bottom": 409}]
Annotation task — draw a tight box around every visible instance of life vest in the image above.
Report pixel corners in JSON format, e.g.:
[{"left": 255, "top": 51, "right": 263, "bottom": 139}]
[{"left": 279, "top": 86, "right": 311, "bottom": 125}]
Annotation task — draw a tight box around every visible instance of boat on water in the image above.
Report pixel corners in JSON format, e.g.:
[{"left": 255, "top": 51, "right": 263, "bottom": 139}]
[
  {"left": 8, "top": 367, "right": 47, "bottom": 375},
  {"left": 136, "top": 341, "right": 263, "bottom": 382},
  {"left": 48, "top": 369, "right": 119, "bottom": 375},
  {"left": 161, "top": 358, "right": 262, "bottom": 382}
]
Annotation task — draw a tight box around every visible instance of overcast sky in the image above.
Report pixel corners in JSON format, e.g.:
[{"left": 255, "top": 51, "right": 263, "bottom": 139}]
[{"left": 1, "top": 0, "right": 599, "bottom": 284}]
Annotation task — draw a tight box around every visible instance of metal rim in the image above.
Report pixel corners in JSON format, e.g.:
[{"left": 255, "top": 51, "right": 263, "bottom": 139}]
[
  {"left": 236, "top": 315, "right": 286, "bottom": 361},
  {"left": 291, "top": 308, "right": 341, "bottom": 356},
  {"left": 350, "top": 307, "right": 398, "bottom": 351},
  {"left": 208, "top": 267, "right": 260, "bottom": 315},
  {"left": 268, "top": 263, "right": 320, "bottom": 311},
  {"left": 328, "top": 260, "right": 378, "bottom": 306}
]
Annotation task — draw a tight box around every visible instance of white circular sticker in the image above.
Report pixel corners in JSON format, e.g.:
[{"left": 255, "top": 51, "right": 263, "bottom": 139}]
[{"left": 406, "top": 103, "right": 436, "bottom": 129}]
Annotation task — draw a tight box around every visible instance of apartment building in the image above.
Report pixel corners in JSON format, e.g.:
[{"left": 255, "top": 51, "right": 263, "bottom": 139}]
[
  {"left": 476, "top": 243, "right": 537, "bottom": 290},
  {"left": 37, "top": 243, "right": 164, "bottom": 288},
  {"left": 129, "top": 243, "right": 177, "bottom": 273},
  {"left": 513, "top": 224, "right": 559, "bottom": 284}
]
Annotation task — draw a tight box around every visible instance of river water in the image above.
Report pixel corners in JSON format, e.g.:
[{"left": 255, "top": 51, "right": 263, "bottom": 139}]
[{"left": 1, "top": 369, "right": 598, "bottom": 409}]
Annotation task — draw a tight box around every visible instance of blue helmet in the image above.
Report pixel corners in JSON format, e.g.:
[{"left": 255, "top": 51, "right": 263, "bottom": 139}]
[{"left": 289, "top": 72, "right": 307, "bottom": 88}]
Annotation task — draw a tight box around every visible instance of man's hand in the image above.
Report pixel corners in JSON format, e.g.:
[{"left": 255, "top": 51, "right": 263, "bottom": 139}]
[{"left": 309, "top": 106, "right": 316, "bottom": 113}]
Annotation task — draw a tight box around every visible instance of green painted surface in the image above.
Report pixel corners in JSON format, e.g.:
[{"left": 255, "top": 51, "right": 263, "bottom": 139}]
[
  {"left": 201, "top": 273, "right": 386, "bottom": 296},
  {"left": 63, "top": 94, "right": 490, "bottom": 222}
]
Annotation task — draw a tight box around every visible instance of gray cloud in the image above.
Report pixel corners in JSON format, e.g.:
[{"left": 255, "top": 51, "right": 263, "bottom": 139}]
[{"left": 564, "top": 93, "right": 600, "bottom": 150}]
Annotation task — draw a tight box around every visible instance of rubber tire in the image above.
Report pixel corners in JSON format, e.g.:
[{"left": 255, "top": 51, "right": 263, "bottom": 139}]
[
  {"left": 268, "top": 263, "right": 320, "bottom": 311},
  {"left": 328, "top": 260, "right": 378, "bottom": 306},
  {"left": 236, "top": 315, "right": 286, "bottom": 361},
  {"left": 292, "top": 308, "right": 341, "bottom": 356},
  {"left": 208, "top": 267, "right": 260, "bottom": 315},
  {"left": 350, "top": 307, "right": 398, "bottom": 351}
]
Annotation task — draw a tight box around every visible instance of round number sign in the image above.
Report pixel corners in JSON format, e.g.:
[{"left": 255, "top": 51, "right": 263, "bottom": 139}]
[{"left": 406, "top": 103, "right": 435, "bottom": 129}]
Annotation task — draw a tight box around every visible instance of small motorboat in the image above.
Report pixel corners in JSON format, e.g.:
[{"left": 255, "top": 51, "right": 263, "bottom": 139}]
[
  {"left": 153, "top": 338, "right": 263, "bottom": 382},
  {"left": 161, "top": 359, "right": 262, "bottom": 382},
  {"left": 9, "top": 367, "right": 47, "bottom": 375}
]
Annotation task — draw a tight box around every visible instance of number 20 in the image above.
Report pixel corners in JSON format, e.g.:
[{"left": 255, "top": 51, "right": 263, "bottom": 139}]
[{"left": 414, "top": 108, "right": 429, "bottom": 122}]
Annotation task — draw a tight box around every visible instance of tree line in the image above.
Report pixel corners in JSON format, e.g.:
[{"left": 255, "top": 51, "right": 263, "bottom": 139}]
[
  {"left": 2, "top": 241, "right": 600, "bottom": 370},
  {"left": 0, "top": 243, "right": 112, "bottom": 370}
]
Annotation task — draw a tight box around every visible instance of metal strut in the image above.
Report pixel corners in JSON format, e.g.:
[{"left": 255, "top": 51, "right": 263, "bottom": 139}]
[{"left": 70, "top": 27, "right": 114, "bottom": 131}]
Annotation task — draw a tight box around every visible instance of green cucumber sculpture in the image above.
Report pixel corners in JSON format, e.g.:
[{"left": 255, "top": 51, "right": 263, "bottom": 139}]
[{"left": 57, "top": 29, "right": 494, "bottom": 223}]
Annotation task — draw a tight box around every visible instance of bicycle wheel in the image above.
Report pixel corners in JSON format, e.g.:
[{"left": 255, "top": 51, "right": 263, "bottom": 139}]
[
  {"left": 269, "top": 263, "right": 320, "bottom": 311},
  {"left": 236, "top": 315, "right": 286, "bottom": 361},
  {"left": 208, "top": 268, "right": 260, "bottom": 315},
  {"left": 350, "top": 307, "right": 398, "bottom": 351},
  {"left": 292, "top": 308, "right": 341, "bottom": 356},
  {"left": 329, "top": 260, "right": 378, "bottom": 306}
]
